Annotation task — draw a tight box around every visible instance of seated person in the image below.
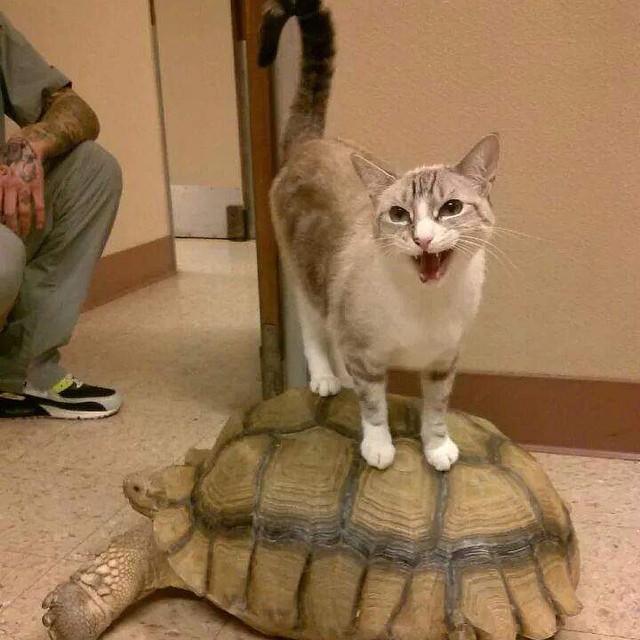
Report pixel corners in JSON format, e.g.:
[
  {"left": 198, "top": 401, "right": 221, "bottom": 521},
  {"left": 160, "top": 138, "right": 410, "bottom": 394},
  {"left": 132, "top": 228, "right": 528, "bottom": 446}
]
[{"left": 0, "top": 12, "right": 123, "bottom": 419}]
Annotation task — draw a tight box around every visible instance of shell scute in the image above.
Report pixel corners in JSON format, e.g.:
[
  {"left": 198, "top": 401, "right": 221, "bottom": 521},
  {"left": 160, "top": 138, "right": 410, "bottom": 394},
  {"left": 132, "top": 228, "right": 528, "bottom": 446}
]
[
  {"left": 348, "top": 439, "right": 438, "bottom": 555},
  {"left": 169, "top": 528, "right": 209, "bottom": 596},
  {"left": 207, "top": 529, "right": 253, "bottom": 610},
  {"left": 442, "top": 464, "right": 538, "bottom": 546},
  {"left": 356, "top": 561, "right": 408, "bottom": 639},
  {"left": 446, "top": 413, "right": 498, "bottom": 459},
  {"left": 500, "top": 558, "right": 558, "bottom": 639},
  {"left": 246, "top": 387, "right": 320, "bottom": 433},
  {"left": 301, "top": 547, "right": 365, "bottom": 640},
  {"left": 154, "top": 506, "right": 191, "bottom": 552},
  {"left": 247, "top": 540, "right": 308, "bottom": 633},
  {"left": 534, "top": 540, "right": 582, "bottom": 616},
  {"left": 258, "top": 427, "right": 354, "bottom": 535},
  {"left": 390, "top": 568, "right": 448, "bottom": 640},
  {"left": 499, "top": 442, "right": 571, "bottom": 541},
  {"left": 197, "top": 434, "right": 272, "bottom": 525},
  {"left": 456, "top": 563, "right": 517, "bottom": 640}
]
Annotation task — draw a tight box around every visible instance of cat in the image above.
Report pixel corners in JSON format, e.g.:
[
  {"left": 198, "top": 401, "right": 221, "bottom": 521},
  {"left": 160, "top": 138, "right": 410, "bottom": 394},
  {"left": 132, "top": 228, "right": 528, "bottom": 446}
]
[{"left": 259, "top": 0, "right": 499, "bottom": 471}]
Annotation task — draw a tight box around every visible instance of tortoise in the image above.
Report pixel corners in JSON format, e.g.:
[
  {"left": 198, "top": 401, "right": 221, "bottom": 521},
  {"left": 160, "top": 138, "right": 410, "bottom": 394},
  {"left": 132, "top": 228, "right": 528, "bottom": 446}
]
[{"left": 42, "top": 388, "right": 581, "bottom": 640}]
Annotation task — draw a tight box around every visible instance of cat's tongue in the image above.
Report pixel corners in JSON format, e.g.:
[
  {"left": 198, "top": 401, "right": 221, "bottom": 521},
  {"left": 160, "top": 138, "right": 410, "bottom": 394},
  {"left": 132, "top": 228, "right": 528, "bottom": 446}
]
[{"left": 419, "top": 252, "right": 442, "bottom": 283}]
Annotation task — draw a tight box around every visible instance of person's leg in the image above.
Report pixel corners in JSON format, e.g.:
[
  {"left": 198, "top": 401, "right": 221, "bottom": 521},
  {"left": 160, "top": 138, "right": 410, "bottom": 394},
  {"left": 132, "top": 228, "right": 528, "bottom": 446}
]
[
  {"left": 0, "top": 141, "right": 123, "bottom": 416},
  {"left": 0, "top": 225, "right": 26, "bottom": 325}
]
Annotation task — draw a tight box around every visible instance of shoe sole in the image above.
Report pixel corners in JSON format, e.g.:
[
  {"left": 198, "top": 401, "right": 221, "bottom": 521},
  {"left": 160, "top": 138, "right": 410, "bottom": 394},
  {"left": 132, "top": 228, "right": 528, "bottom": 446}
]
[
  {"left": 0, "top": 401, "right": 122, "bottom": 420},
  {"left": 41, "top": 405, "right": 121, "bottom": 420}
]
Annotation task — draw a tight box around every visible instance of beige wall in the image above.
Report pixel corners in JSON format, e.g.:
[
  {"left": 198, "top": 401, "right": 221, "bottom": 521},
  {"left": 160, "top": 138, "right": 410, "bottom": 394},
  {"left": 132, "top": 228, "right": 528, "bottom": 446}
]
[
  {"left": 154, "top": 0, "right": 241, "bottom": 188},
  {"left": 3, "top": 0, "right": 172, "bottom": 256},
  {"left": 276, "top": 1, "right": 640, "bottom": 382}
]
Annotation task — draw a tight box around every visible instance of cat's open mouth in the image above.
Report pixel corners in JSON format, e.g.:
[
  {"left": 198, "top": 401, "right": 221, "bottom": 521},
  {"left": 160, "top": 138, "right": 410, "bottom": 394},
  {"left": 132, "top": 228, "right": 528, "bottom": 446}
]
[{"left": 413, "top": 249, "right": 454, "bottom": 283}]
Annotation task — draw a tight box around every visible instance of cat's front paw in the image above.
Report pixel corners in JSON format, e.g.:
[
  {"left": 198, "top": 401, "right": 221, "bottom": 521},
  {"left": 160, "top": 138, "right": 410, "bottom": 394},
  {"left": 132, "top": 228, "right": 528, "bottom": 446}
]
[
  {"left": 361, "top": 430, "right": 396, "bottom": 469},
  {"left": 424, "top": 436, "right": 459, "bottom": 471},
  {"left": 310, "top": 375, "right": 341, "bottom": 397}
]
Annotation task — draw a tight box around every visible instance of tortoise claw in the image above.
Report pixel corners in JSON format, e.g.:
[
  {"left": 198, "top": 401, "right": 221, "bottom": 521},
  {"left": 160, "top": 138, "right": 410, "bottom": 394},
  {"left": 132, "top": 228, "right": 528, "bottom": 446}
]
[{"left": 42, "top": 590, "right": 57, "bottom": 609}]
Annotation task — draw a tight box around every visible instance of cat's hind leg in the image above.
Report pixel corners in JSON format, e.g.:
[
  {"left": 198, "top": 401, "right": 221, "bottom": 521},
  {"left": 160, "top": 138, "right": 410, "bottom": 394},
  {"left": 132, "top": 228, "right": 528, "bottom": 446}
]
[
  {"left": 295, "top": 290, "right": 341, "bottom": 397},
  {"left": 421, "top": 361, "right": 459, "bottom": 471}
]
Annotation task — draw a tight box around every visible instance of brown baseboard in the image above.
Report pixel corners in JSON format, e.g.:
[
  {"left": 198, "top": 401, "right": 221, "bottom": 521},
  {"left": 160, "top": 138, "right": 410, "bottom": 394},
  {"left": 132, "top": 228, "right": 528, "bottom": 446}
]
[
  {"left": 388, "top": 370, "right": 640, "bottom": 457},
  {"left": 83, "top": 236, "right": 176, "bottom": 310}
]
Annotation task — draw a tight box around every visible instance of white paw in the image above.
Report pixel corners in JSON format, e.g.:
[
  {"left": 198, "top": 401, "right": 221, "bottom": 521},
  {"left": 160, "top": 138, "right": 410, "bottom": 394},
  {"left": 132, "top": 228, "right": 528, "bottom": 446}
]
[
  {"left": 310, "top": 375, "right": 341, "bottom": 397},
  {"left": 425, "top": 436, "right": 459, "bottom": 471},
  {"left": 361, "top": 431, "right": 396, "bottom": 469}
]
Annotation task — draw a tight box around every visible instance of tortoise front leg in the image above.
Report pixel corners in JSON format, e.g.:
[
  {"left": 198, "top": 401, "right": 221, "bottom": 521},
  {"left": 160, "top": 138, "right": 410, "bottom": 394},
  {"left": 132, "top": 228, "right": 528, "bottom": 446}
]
[{"left": 42, "top": 522, "right": 184, "bottom": 640}]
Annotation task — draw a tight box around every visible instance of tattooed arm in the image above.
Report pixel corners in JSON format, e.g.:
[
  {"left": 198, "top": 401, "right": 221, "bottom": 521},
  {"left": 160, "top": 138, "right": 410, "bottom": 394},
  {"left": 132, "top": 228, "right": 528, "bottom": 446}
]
[
  {"left": 0, "top": 88, "right": 100, "bottom": 237},
  {"left": 18, "top": 87, "right": 100, "bottom": 161}
]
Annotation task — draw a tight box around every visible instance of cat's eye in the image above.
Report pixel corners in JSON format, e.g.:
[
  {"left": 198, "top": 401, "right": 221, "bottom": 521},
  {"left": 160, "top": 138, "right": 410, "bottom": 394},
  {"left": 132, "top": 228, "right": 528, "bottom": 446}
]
[
  {"left": 389, "top": 206, "right": 411, "bottom": 224},
  {"left": 439, "top": 199, "right": 463, "bottom": 218}
]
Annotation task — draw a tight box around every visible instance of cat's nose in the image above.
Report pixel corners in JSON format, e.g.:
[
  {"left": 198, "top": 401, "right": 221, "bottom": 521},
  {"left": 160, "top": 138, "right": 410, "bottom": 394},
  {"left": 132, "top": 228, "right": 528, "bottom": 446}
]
[{"left": 414, "top": 236, "right": 432, "bottom": 251}]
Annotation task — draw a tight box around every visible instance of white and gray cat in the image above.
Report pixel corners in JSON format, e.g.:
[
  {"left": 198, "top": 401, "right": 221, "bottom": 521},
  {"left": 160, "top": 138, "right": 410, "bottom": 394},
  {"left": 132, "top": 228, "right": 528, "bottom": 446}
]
[{"left": 260, "top": 0, "right": 499, "bottom": 471}]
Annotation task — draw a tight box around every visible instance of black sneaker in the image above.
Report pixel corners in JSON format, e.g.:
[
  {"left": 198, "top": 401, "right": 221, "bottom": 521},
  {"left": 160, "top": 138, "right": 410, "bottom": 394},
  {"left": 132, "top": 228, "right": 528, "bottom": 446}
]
[{"left": 0, "top": 374, "right": 122, "bottom": 419}]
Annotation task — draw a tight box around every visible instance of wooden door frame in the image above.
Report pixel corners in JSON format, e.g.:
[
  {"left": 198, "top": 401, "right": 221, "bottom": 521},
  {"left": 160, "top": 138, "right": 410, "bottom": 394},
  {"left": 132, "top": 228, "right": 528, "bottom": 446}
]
[{"left": 231, "top": 0, "right": 283, "bottom": 399}]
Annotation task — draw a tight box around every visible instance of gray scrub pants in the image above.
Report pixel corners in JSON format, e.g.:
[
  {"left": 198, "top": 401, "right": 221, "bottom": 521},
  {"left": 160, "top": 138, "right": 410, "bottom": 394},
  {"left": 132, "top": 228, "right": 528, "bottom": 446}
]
[{"left": 0, "top": 141, "right": 122, "bottom": 392}]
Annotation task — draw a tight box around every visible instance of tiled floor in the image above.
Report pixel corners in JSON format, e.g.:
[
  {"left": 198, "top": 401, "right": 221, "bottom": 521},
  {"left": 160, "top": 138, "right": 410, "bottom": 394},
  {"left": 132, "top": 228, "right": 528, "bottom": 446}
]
[{"left": 0, "top": 239, "right": 638, "bottom": 640}]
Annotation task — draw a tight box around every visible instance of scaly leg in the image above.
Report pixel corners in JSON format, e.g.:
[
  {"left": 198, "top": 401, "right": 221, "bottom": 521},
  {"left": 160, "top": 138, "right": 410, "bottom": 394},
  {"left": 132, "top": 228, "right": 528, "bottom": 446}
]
[{"left": 42, "top": 523, "right": 185, "bottom": 640}]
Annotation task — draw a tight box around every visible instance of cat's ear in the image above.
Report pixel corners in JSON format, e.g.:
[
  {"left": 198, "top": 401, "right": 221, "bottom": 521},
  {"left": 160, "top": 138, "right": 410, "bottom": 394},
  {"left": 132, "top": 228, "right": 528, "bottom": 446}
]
[
  {"left": 352, "top": 154, "right": 396, "bottom": 202},
  {"left": 456, "top": 133, "right": 500, "bottom": 195}
]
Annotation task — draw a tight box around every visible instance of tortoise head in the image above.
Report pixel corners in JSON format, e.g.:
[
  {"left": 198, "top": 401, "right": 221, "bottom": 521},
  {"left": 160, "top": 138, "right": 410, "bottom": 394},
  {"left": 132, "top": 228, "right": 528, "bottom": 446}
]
[
  {"left": 123, "top": 469, "right": 169, "bottom": 517},
  {"left": 123, "top": 465, "right": 196, "bottom": 518}
]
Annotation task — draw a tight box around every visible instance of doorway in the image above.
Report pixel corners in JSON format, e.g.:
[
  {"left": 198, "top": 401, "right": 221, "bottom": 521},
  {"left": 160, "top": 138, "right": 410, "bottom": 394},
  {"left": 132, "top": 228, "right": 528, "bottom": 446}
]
[{"left": 149, "top": 0, "right": 284, "bottom": 398}]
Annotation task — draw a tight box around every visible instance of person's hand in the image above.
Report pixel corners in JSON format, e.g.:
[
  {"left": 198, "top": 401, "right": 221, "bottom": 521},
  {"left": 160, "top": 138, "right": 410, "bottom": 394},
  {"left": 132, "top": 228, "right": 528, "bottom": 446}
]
[{"left": 0, "top": 136, "right": 45, "bottom": 238}]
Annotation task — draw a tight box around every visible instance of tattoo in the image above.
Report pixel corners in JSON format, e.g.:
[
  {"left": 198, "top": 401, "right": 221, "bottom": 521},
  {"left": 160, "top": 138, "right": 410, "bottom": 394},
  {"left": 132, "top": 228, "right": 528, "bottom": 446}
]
[
  {"left": 0, "top": 137, "right": 38, "bottom": 183},
  {"left": 19, "top": 88, "right": 100, "bottom": 160}
]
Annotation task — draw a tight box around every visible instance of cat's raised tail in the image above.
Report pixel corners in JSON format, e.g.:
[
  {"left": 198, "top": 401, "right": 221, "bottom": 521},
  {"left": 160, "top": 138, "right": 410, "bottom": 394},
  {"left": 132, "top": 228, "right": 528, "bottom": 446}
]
[{"left": 258, "top": 0, "right": 335, "bottom": 161}]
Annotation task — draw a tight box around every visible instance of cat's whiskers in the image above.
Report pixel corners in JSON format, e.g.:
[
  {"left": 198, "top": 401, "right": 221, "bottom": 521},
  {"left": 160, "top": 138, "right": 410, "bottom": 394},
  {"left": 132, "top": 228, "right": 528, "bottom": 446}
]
[
  {"left": 459, "top": 231, "right": 521, "bottom": 272},
  {"left": 457, "top": 237, "right": 518, "bottom": 278},
  {"left": 480, "top": 240, "right": 521, "bottom": 275},
  {"left": 452, "top": 244, "right": 475, "bottom": 260},
  {"left": 490, "top": 226, "right": 546, "bottom": 242}
]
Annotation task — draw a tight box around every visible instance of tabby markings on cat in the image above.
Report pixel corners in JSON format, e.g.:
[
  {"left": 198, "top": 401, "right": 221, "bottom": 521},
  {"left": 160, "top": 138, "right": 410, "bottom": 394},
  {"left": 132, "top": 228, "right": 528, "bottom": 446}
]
[{"left": 259, "top": 0, "right": 500, "bottom": 471}]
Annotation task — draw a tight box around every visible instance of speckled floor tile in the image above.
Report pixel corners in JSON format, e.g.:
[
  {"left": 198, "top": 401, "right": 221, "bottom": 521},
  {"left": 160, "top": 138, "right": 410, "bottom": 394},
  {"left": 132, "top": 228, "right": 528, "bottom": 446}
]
[
  {"left": 15, "top": 406, "right": 227, "bottom": 480},
  {"left": 66, "top": 506, "right": 149, "bottom": 563},
  {"left": 101, "top": 591, "right": 226, "bottom": 640},
  {"left": 566, "top": 524, "right": 640, "bottom": 638},
  {"left": 0, "top": 551, "right": 56, "bottom": 610},
  {"left": 0, "top": 557, "right": 81, "bottom": 639},
  {"left": 0, "top": 458, "right": 125, "bottom": 558},
  {"left": 0, "top": 420, "right": 64, "bottom": 464},
  {"left": 535, "top": 452, "right": 640, "bottom": 529}
]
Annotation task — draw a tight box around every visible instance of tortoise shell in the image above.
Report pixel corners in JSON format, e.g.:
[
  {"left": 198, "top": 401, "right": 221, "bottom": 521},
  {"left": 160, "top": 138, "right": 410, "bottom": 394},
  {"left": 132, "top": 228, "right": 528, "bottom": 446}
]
[{"left": 150, "top": 388, "right": 581, "bottom": 640}]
